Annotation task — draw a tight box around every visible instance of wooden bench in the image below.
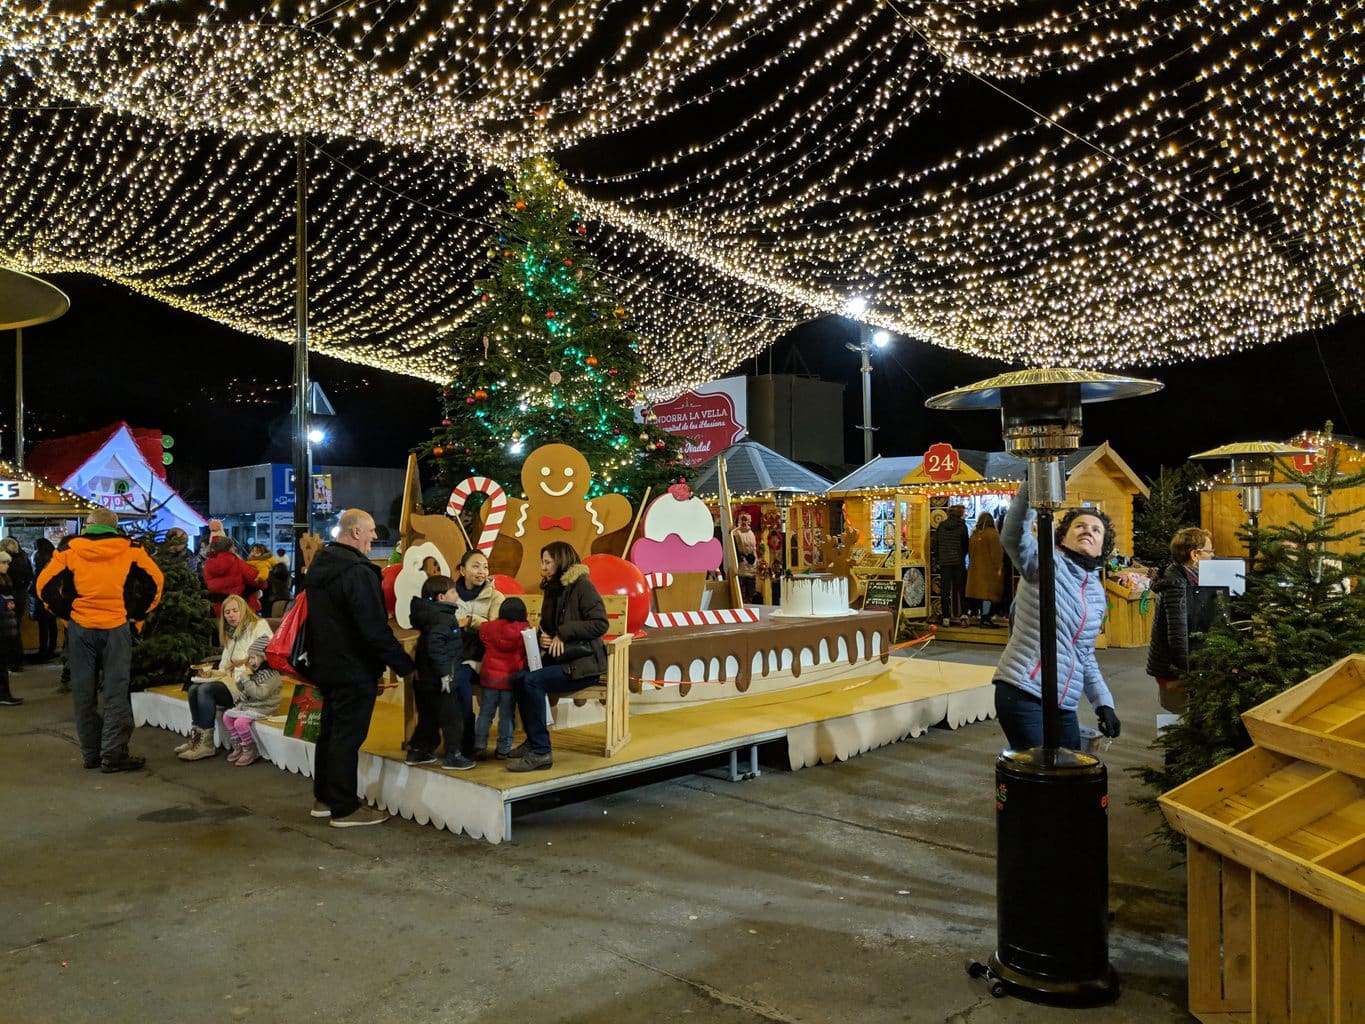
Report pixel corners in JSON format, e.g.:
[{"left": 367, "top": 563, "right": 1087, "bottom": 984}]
[{"left": 517, "top": 592, "right": 633, "bottom": 757}]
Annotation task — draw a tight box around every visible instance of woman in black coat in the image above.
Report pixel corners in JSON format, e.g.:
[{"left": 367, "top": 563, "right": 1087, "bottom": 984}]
[
  {"left": 1147, "top": 527, "right": 1224, "bottom": 713},
  {"left": 30, "top": 538, "right": 57, "bottom": 661},
  {"left": 508, "top": 541, "right": 607, "bottom": 773}
]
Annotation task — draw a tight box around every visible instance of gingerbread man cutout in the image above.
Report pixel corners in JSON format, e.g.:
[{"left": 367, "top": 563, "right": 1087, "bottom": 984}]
[{"left": 503, "top": 443, "right": 633, "bottom": 590}]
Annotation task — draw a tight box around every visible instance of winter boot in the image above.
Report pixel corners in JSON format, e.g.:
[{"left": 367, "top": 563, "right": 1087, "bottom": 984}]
[
  {"left": 234, "top": 742, "right": 260, "bottom": 767},
  {"left": 174, "top": 732, "right": 198, "bottom": 754},
  {"left": 178, "top": 727, "right": 217, "bottom": 761},
  {"left": 226, "top": 741, "right": 244, "bottom": 765}
]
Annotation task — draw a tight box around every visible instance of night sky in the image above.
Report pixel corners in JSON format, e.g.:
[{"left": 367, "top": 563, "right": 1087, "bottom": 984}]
[{"left": 8, "top": 272, "right": 1362, "bottom": 506}]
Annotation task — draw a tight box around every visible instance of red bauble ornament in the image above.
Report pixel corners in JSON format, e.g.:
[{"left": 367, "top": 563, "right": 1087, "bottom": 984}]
[
  {"left": 514, "top": 200, "right": 526, "bottom": 210},
  {"left": 465, "top": 397, "right": 475, "bottom": 405},
  {"left": 380, "top": 563, "right": 402, "bottom": 616},
  {"left": 607, "top": 368, "right": 619, "bottom": 376},
  {"left": 546, "top": 310, "right": 556, "bottom": 320},
  {"left": 491, "top": 574, "right": 525, "bottom": 596},
  {"left": 582, "top": 554, "right": 651, "bottom": 635},
  {"left": 433, "top": 446, "right": 445, "bottom": 456},
  {"left": 442, "top": 418, "right": 452, "bottom": 425},
  {"left": 577, "top": 224, "right": 587, "bottom": 234},
  {"left": 563, "top": 258, "right": 573, "bottom": 267},
  {"left": 474, "top": 389, "right": 488, "bottom": 399},
  {"left": 585, "top": 355, "right": 598, "bottom": 366},
  {"left": 654, "top": 441, "right": 666, "bottom": 449}
]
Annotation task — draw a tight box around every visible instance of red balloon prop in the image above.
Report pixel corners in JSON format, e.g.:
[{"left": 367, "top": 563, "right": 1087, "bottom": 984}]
[
  {"left": 491, "top": 574, "right": 525, "bottom": 595},
  {"left": 582, "top": 554, "right": 651, "bottom": 635},
  {"left": 381, "top": 563, "right": 402, "bottom": 616}
]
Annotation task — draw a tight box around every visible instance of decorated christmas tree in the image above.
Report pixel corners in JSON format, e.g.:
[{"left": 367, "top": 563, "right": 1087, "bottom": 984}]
[
  {"left": 425, "top": 156, "right": 686, "bottom": 501},
  {"left": 1134, "top": 436, "right": 1365, "bottom": 852},
  {"left": 130, "top": 539, "right": 217, "bottom": 692}
]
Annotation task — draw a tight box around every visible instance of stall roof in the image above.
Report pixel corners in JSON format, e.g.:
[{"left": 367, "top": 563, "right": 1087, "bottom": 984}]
[
  {"left": 691, "top": 440, "right": 833, "bottom": 497},
  {"left": 827, "top": 443, "right": 1147, "bottom": 497},
  {"left": 0, "top": 461, "right": 103, "bottom": 518}
]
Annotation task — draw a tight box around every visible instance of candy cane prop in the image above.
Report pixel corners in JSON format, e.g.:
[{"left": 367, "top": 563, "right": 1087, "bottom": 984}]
[{"left": 446, "top": 476, "right": 507, "bottom": 555}]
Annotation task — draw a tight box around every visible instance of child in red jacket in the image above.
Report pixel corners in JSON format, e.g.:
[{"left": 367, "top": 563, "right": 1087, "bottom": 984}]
[{"left": 475, "top": 597, "right": 528, "bottom": 759}]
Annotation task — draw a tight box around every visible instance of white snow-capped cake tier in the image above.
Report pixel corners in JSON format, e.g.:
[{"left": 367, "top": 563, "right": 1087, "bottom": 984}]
[{"left": 777, "top": 574, "right": 849, "bottom": 617}]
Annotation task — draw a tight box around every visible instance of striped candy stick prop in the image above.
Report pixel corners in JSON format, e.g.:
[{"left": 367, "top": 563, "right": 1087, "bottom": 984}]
[{"left": 446, "top": 476, "right": 507, "bottom": 555}]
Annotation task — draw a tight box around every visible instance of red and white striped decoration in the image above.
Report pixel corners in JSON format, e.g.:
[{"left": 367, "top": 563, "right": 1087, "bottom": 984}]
[
  {"left": 446, "top": 476, "right": 507, "bottom": 554},
  {"left": 642, "top": 572, "right": 673, "bottom": 589},
  {"left": 644, "top": 608, "right": 762, "bottom": 628}
]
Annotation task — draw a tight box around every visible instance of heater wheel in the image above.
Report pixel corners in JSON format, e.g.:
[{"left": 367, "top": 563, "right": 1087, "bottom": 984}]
[
  {"left": 990, "top": 981, "right": 1008, "bottom": 999},
  {"left": 965, "top": 961, "right": 987, "bottom": 980}
]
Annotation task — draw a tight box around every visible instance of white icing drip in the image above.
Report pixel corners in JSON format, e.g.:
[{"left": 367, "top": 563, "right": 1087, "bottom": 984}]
[
  {"left": 513, "top": 503, "right": 528, "bottom": 538},
  {"left": 585, "top": 498, "right": 605, "bottom": 534}
]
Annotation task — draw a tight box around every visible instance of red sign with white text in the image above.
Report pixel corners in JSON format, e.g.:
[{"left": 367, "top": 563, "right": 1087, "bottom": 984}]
[
  {"left": 651, "top": 388, "right": 746, "bottom": 467},
  {"left": 923, "top": 442, "right": 961, "bottom": 482}
]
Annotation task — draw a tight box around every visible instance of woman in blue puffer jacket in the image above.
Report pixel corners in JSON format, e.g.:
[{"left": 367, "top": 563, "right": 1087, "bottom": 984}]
[{"left": 993, "top": 479, "right": 1121, "bottom": 751}]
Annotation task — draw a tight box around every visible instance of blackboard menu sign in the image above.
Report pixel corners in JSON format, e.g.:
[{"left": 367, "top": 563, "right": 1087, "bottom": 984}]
[{"left": 861, "top": 577, "right": 904, "bottom": 612}]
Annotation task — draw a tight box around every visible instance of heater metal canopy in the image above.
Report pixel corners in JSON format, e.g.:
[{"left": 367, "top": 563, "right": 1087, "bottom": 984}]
[
  {"left": 1189, "top": 441, "right": 1306, "bottom": 460},
  {"left": 0, "top": 267, "right": 70, "bottom": 330},
  {"left": 924, "top": 368, "right": 1163, "bottom": 411}
]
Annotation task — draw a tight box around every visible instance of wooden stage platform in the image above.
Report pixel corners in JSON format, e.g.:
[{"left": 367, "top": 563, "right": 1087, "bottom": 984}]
[{"left": 132, "top": 657, "right": 994, "bottom": 843}]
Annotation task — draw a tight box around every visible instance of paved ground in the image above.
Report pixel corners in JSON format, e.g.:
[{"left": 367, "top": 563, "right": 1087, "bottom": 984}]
[{"left": 2, "top": 641, "right": 1194, "bottom": 1023}]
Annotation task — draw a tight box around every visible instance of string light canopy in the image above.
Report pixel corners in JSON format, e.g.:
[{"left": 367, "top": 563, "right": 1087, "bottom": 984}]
[{"left": 0, "top": 0, "right": 1359, "bottom": 393}]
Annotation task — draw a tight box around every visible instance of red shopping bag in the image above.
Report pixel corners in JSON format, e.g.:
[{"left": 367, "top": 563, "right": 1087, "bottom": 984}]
[{"left": 265, "top": 592, "right": 311, "bottom": 679}]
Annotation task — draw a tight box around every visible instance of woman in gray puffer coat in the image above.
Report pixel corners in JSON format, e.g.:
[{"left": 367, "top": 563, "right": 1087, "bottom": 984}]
[{"left": 992, "top": 481, "right": 1121, "bottom": 752}]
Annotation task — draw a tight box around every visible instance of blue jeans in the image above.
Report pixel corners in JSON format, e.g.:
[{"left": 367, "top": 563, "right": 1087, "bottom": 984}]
[
  {"left": 514, "top": 665, "right": 597, "bottom": 755},
  {"left": 187, "top": 680, "right": 233, "bottom": 729},
  {"left": 994, "top": 681, "right": 1080, "bottom": 751},
  {"left": 474, "top": 688, "right": 517, "bottom": 753}
]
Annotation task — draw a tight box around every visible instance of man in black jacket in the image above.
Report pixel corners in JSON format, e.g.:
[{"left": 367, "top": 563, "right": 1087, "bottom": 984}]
[{"left": 304, "top": 508, "right": 415, "bottom": 828}]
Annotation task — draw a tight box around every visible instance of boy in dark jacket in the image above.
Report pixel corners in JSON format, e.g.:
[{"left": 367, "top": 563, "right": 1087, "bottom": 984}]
[
  {"left": 475, "top": 597, "right": 529, "bottom": 759},
  {"left": 0, "top": 560, "right": 20, "bottom": 705},
  {"left": 408, "top": 575, "right": 475, "bottom": 771}
]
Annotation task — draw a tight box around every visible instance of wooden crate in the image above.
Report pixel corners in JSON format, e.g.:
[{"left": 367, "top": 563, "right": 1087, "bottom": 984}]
[
  {"left": 1102, "top": 578, "right": 1154, "bottom": 648},
  {"left": 1160, "top": 656, "right": 1365, "bottom": 1021},
  {"left": 1178, "top": 840, "right": 1365, "bottom": 1022},
  {"left": 1243, "top": 655, "right": 1365, "bottom": 778}
]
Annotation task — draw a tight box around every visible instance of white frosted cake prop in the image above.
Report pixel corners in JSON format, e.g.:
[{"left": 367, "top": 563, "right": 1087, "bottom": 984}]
[{"left": 777, "top": 573, "right": 849, "bottom": 617}]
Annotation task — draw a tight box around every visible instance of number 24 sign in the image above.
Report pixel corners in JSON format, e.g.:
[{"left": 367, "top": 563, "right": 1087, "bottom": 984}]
[{"left": 923, "top": 442, "right": 961, "bottom": 482}]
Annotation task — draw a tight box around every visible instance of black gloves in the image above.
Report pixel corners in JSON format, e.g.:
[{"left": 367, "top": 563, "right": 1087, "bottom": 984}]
[{"left": 1096, "top": 706, "right": 1121, "bottom": 739}]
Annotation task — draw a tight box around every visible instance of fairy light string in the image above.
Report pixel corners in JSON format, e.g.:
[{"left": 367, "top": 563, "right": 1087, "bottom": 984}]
[{"left": 0, "top": 0, "right": 1357, "bottom": 389}]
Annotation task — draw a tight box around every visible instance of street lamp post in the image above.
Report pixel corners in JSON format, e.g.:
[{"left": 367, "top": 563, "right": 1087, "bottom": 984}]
[{"left": 843, "top": 298, "right": 891, "bottom": 466}]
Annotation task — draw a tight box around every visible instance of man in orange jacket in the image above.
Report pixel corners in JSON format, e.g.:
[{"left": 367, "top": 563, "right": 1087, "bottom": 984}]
[{"left": 37, "top": 508, "right": 164, "bottom": 772}]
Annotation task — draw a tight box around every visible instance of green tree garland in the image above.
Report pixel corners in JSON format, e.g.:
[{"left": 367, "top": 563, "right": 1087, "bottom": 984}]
[
  {"left": 424, "top": 156, "right": 686, "bottom": 503},
  {"left": 1134, "top": 440, "right": 1365, "bottom": 853}
]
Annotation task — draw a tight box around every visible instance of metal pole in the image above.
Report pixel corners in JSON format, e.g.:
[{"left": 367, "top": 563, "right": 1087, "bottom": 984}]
[
  {"left": 292, "top": 133, "right": 312, "bottom": 568},
  {"left": 1036, "top": 507, "right": 1060, "bottom": 756},
  {"left": 14, "top": 327, "right": 23, "bottom": 468},
  {"left": 859, "top": 325, "right": 873, "bottom": 465}
]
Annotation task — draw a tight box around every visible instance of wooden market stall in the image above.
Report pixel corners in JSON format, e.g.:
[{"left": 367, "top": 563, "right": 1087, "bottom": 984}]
[
  {"left": 0, "top": 461, "right": 104, "bottom": 655},
  {"left": 822, "top": 442, "right": 1149, "bottom": 643},
  {"left": 1200, "top": 430, "right": 1365, "bottom": 561},
  {"left": 691, "top": 440, "right": 833, "bottom": 604}
]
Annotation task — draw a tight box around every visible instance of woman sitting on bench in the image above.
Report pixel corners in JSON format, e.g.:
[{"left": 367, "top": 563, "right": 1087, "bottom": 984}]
[{"left": 507, "top": 542, "right": 607, "bottom": 773}]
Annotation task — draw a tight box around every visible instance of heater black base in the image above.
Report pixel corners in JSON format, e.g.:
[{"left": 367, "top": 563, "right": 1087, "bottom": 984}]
[{"left": 966, "top": 955, "right": 1119, "bottom": 1006}]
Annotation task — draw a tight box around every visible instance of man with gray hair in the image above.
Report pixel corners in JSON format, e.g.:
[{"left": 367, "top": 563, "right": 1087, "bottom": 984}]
[
  {"left": 303, "top": 508, "right": 415, "bottom": 827},
  {"left": 37, "top": 508, "right": 164, "bottom": 772}
]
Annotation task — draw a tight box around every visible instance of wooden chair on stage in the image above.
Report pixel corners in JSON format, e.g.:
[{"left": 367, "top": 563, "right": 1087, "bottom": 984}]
[{"left": 520, "top": 593, "right": 633, "bottom": 757}]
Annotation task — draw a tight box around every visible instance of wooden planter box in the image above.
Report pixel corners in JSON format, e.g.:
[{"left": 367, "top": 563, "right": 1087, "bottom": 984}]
[
  {"left": 1102, "top": 578, "right": 1153, "bottom": 648},
  {"left": 1160, "top": 655, "right": 1365, "bottom": 1022},
  {"left": 1242, "top": 654, "right": 1365, "bottom": 778}
]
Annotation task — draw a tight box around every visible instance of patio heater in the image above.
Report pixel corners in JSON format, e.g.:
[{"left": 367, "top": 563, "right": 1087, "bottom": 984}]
[
  {"left": 926, "top": 368, "right": 1161, "bottom": 1004},
  {"left": 1190, "top": 441, "right": 1304, "bottom": 565}
]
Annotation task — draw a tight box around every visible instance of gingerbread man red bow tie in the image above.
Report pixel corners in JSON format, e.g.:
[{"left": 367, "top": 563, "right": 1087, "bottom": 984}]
[{"left": 539, "top": 514, "right": 574, "bottom": 530}]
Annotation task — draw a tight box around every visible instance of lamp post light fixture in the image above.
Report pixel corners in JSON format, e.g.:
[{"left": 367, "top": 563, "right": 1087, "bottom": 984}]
[
  {"left": 927, "top": 367, "right": 1162, "bottom": 1007},
  {"left": 841, "top": 298, "right": 891, "bottom": 466}
]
